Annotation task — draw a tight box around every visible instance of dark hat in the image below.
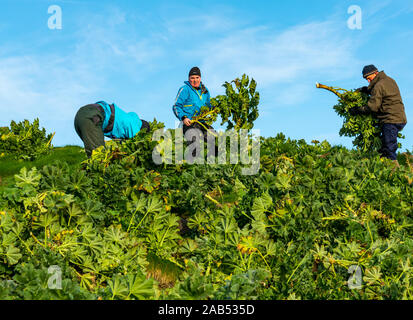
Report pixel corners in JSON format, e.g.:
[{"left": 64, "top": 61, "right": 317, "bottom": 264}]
[
  {"left": 189, "top": 66, "right": 201, "bottom": 77},
  {"left": 362, "top": 65, "right": 378, "bottom": 78}
]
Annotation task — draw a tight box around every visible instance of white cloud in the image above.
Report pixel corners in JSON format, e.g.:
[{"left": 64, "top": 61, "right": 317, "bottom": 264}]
[
  {"left": 164, "top": 13, "right": 238, "bottom": 35},
  {"left": 0, "top": 53, "right": 104, "bottom": 146},
  {"left": 3, "top": 3, "right": 410, "bottom": 149},
  {"left": 0, "top": 10, "right": 362, "bottom": 146},
  {"left": 71, "top": 13, "right": 165, "bottom": 74},
  {"left": 199, "top": 20, "right": 359, "bottom": 93},
  {"left": 0, "top": 8, "right": 169, "bottom": 146}
]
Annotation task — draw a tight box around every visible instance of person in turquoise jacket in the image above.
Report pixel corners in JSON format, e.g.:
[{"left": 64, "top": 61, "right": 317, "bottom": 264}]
[
  {"left": 74, "top": 101, "right": 150, "bottom": 157},
  {"left": 172, "top": 67, "right": 217, "bottom": 156},
  {"left": 173, "top": 67, "right": 214, "bottom": 124}
]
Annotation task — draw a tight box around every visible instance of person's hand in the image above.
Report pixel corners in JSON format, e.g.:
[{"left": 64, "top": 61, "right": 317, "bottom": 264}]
[
  {"left": 349, "top": 106, "right": 370, "bottom": 116},
  {"left": 359, "top": 105, "right": 370, "bottom": 115},
  {"left": 183, "top": 117, "right": 192, "bottom": 126},
  {"left": 355, "top": 86, "right": 369, "bottom": 94},
  {"left": 348, "top": 107, "right": 361, "bottom": 116}
]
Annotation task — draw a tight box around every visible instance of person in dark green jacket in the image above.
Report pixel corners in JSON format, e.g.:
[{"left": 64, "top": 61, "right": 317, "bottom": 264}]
[
  {"left": 74, "top": 101, "right": 150, "bottom": 157},
  {"left": 350, "top": 65, "right": 407, "bottom": 161}
]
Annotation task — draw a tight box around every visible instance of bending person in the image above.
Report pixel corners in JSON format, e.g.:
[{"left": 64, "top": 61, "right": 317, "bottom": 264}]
[{"left": 74, "top": 101, "right": 150, "bottom": 157}]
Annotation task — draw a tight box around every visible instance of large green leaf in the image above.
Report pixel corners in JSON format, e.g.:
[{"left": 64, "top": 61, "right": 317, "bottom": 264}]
[{"left": 5, "top": 245, "right": 22, "bottom": 265}]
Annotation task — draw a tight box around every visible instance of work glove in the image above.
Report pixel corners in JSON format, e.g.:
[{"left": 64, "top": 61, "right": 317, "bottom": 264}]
[
  {"left": 355, "top": 86, "right": 370, "bottom": 94},
  {"left": 348, "top": 107, "right": 361, "bottom": 116},
  {"left": 349, "top": 106, "right": 370, "bottom": 116},
  {"left": 359, "top": 105, "right": 370, "bottom": 115}
]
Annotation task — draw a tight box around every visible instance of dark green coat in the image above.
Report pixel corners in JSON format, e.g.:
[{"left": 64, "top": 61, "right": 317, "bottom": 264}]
[{"left": 365, "top": 71, "right": 407, "bottom": 124}]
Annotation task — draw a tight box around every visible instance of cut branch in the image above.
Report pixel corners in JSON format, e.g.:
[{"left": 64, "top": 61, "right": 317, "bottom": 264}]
[{"left": 316, "top": 83, "right": 349, "bottom": 98}]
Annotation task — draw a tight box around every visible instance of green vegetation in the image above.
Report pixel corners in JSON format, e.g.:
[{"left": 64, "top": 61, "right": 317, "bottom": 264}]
[
  {"left": 1, "top": 129, "right": 412, "bottom": 300},
  {"left": 192, "top": 74, "right": 259, "bottom": 131},
  {"left": 0, "top": 76, "right": 412, "bottom": 300},
  {"left": 0, "top": 146, "right": 86, "bottom": 192},
  {"left": 0, "top": 119, "right": 55, "bottom": 161}
]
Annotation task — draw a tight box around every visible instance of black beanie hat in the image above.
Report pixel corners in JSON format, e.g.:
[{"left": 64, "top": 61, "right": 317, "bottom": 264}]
[
  {"left": 362, "top": 65, "right": 378, "bottom": 78},
  {"left": 189, "top": 66, "right": 201, "bottom": 77}
]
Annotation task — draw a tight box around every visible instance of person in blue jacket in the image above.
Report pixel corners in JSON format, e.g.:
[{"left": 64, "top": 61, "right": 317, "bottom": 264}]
[
  {"left": 74, "top": 101, "right": 150, "bottom": 157},
  {"left": 173, "top": 67, "right": 216, "bottom": 153}
]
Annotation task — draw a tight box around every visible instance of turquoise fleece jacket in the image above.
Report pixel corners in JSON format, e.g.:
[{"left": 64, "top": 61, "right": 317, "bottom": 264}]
[
  {"left": 172, "top": 81, "right": 213, "bottom": 121},
  {"left": 96, "top": 101, "right": 142, "bottom": 139}
]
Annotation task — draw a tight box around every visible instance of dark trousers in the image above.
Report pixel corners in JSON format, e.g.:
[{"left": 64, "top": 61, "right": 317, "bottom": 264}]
[
  {"left": 141, "top": 120, "right": 150, "bottom": 133},
  {"left": 183, "top": 122, "right": 218, "bottom": 157},
  {"left": 74, "top": 104, "right": 105, "bottom": 158},
  {"left": 380, "top": 123, "right": 406, "bottom": 160}
]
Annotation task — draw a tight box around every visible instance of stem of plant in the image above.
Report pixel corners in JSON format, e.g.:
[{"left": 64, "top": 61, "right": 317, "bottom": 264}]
[
  {"left": 231, "top": 163, "right": 239, "bottom": 177},
  {"left": 257, "top": 248, "right": 271, "bottom": 270},
  {"left": 167, "top": 257, "right": 184, "bottom": 269},
  {"left": 16, "top": 234, "right": 34, "bottom": 255},
  {"left": 287, "top": 254, "right": 308, "bottom": 284},
  {"left": 316, "top": 83, "right": 349, "bottom": 98},
  {"left": 158, "top": 226, "right": 170, "bottom": 248},
  {"left": 127, "top": 207, "right": 140, "bottom": 232},
  {"left": 46, "top": 132, "right": 56, "bottom": 147},
  {"left": 240, "top": 210, "right": 254, "bottom": 221},
  {"left": 192, "top": 120, "right": 218, "bottom": 138},
  {"left": 205, "top": 194, "right": 220, "bottom": 206},
  {"left": 246, "top": 252, "right": 253, "bottom": 269},
  {"left": 366, "top": 220, "right": 374, "bottom": 245},
  {"left": 397, "top": 271, "right": 405, "bottom": 282},
  {"left": 30, "top": 232, "right": 45, "bottom": 248},
  {"left": 133, "top": 209, "right": 150, "bottom": 231},
  {"left": 206, "top": 261, "right": 211, "bottom": 276},
  {"left": 239, "top": 251, "right": 247, "bottom": 271}
]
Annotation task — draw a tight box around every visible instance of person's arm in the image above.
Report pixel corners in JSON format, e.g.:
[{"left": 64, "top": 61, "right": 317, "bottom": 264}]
[
  {"left": 206, "top": 91, "right": 213, "bottom": 110},
  {"left": 355, "top": 86, "right": 370, "bottom": 94},
  {"left": 349, "top": 106, "right": 370, "bottom": 116},
  {"left": 173, "top": 86, "right": 189, "bottom": 121},
  {"left": 349, "top": 84, "right": 383, "bottom": 116},
  {"left": 366, "top": 84, "right": 383, "bottom": 113}
]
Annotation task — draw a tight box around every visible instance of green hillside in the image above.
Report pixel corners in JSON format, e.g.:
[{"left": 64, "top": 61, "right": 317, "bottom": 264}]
[
  {"left": 0, "top": 129, "right": 412, "bottom": 300},
  {"left": 0, "top": 146, "right": 86, "bottom": 192},
  {"left": 0, "top": 77, "right": 412, "bottom": 300}
]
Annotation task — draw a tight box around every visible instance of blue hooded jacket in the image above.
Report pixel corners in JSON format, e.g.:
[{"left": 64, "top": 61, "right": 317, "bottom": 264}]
[
  {"left": 172, "top": 81, "right": 213, "bottom": 121},
  {"left": 96, "top": 101, "right": 142, "bottom": 139}
]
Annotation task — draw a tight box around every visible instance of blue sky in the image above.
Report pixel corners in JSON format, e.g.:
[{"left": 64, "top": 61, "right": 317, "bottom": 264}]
[{"left": 0, "top": 0, "right": 412, "bottom": 151}]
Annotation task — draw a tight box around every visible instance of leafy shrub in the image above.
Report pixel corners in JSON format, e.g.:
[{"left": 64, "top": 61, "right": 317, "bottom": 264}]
[{"left": 0, "top": 119, "right": 54, "bottom": 161}]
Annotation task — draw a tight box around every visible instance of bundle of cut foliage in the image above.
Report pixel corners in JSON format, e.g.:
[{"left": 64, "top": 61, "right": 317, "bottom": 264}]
[
  {"left": 192, "top": 74, "right": 259, "bottom": 132},
  {"left": 316, "top": 83, "right": 404, "bottom": 152}
]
